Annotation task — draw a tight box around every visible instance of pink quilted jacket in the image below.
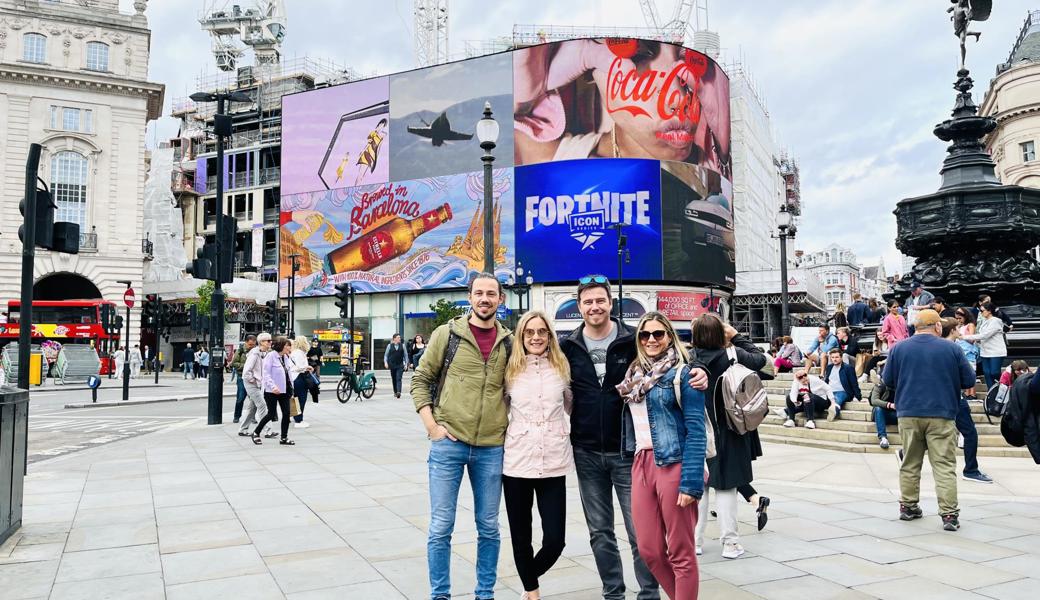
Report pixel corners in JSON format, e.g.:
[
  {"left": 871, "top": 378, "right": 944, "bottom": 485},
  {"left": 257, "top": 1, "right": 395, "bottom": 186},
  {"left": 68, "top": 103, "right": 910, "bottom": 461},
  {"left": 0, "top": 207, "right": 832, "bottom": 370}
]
[{"left": 503, "top": 354, "right": 573, "bottom": 479}]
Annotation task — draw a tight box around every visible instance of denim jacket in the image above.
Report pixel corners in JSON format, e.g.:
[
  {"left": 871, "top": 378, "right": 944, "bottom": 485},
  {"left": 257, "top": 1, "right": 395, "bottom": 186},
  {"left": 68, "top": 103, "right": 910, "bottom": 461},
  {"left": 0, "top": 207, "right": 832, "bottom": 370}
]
[{"left": 622, "top": 364, "right": 708, "bottom": 498}]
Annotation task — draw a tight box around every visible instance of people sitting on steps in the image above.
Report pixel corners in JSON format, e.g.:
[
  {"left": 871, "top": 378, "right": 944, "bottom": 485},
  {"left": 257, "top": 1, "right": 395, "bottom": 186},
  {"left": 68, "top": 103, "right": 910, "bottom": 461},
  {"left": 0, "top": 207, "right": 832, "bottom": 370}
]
[
  {"left": 869, "top": 376, "right": 898, "bottom": 450},
  {"left": 803, "top": 324, "right": 839, "bottom": 376},
  {"left": 782, "top": 368, "right": 837, "bottom": 429},
  {"left": 773, "top": 336, "right": 804, "bottom": 373},
  {"left": 823, "top": 348, "right": 861, "bottom": 420}
]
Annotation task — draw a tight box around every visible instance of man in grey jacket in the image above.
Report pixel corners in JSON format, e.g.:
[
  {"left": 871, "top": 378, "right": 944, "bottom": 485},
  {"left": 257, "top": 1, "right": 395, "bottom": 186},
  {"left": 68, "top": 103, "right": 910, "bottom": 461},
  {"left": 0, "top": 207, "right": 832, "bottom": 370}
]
[{"left": 238, "top": 333, "right": 276, "bottom": 438}]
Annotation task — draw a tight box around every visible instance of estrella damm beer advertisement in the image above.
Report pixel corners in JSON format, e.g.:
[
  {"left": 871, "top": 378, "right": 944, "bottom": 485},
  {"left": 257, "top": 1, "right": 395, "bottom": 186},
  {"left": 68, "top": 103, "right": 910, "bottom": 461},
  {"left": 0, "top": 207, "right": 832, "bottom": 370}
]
[
  {"left": 278, "top": 169, "right": 515, "bottom": 295},
  {"left": 280, "top": 37, "right": 732, "bottom": 294},
  {"left": 515, "top": 158, "right": 663, "bottom": 281}
]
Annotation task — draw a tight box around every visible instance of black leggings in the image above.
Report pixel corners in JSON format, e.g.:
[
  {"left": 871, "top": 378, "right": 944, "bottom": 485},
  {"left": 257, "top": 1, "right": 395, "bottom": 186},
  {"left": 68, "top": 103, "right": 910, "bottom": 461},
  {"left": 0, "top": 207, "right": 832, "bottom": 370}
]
[
  {"left": 502, "top": 475, "right": 566, "bottom": 592},
  {"left": 786, "top": 393, "right": 831, "bottom": 421},
  {"left": 255, "top": 392, "right": 291, "bottom": 439}
]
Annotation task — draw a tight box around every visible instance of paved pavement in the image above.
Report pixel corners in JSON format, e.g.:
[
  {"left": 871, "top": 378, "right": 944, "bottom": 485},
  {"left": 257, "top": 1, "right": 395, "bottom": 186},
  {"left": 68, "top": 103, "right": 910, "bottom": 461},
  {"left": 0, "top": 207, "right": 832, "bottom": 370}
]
[{"left": 3, "top": 373, "right": 1040, "bottom": 599}]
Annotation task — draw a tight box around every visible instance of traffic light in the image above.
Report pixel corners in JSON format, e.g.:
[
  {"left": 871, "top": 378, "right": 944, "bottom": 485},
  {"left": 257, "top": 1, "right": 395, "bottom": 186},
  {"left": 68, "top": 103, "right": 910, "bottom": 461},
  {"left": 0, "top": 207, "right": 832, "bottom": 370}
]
[
  {"left": 51, "top": 221, "right": 80, "bottom": 254},
  {"left": 218, "top": 218, "right": 237, "bottom": 284},
  {"left": 142, "top": 294, "right": 158, "bottom": 331},
  {"left": 265, "top": 300, "right": 278, "bottom": 333},
  {"left": 335, "top": 282, "right": 353, "bottom": 319},
  {"left": 100, "top": 303, "right": 112, "bottom": 332},
  {"left": 189, "top": 304, "right": 200, "bottom": 332},
  {"left": 186, "top": 245, "right": 214, "bottom": 281},
  {"left": 113, "top": 315, "right": 124, "bottom": 334},
  {"left": 19, "top": 188, "right": 54, "bottom": 249},
  {"left": 277, "top": 310, "right": 288, "bottom": 334}
]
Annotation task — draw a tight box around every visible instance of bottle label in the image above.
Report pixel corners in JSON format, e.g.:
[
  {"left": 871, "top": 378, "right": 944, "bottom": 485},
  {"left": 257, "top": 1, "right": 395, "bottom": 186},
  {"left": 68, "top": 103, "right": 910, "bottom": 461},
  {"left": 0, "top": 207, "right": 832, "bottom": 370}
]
[{"left": 359, "top": 231, "right": 395, "bottom": 266}]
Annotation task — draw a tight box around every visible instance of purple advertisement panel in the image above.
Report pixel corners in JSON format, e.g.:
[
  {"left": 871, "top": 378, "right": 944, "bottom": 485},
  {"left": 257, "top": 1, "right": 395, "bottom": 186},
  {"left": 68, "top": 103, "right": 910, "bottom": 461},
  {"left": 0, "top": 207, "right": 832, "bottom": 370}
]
[{"left": 281, "top": 77, "right": 390, "bottom": 195}]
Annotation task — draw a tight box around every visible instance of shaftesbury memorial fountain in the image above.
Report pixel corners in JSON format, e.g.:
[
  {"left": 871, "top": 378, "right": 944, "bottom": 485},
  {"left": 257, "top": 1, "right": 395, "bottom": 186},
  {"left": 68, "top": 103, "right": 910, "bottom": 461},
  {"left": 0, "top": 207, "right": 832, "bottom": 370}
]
[{"left": 893, "top": 0, "right": 1040, "bottom": 356}]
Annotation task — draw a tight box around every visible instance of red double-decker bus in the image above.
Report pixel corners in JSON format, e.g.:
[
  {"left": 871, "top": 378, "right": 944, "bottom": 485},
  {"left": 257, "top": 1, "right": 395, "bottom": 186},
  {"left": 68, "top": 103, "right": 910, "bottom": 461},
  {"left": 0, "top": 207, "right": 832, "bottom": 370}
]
[{"left": 0, "top": 299, "right": 122, "bottom": 374}]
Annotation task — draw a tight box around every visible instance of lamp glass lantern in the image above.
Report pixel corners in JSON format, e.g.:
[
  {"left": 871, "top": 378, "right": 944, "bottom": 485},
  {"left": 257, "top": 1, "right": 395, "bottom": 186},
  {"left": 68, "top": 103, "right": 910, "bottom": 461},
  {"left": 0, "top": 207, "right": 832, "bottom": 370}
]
[
  {"left": 476, "top": 102, "right": 499, "bottom": 147},
  {"left": 776, "top": 206, "right": 794, "bottom": 231}
]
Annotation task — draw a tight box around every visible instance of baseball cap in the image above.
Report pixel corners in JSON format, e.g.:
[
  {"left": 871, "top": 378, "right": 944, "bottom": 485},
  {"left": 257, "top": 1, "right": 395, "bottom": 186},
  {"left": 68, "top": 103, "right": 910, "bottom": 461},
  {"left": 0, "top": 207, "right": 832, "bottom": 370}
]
[
  {"left": 914, "top": 309, "right": 941, "bottom": 328},
  {"left": 257, "top": 333, "right": 272, "bottom": 342},
  {"left": 910, "top": 282, "right": 922, "bottom": 290}
]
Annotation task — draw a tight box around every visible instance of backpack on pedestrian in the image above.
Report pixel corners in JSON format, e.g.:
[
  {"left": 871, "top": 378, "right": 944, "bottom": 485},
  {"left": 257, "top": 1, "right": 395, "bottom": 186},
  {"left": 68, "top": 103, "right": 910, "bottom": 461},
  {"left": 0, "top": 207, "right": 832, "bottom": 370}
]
[
  {"left": 984, "top": 383, "right": 1011, "bottom": 425},
  {"left": 672, "top": 363, "right": 716, "bottom": 459},
  {"left": 716, "top": 346, "right": 769, "bottom": 435},
  {"left": 430, "top": 330, "right": 512, "bottom": 408},
  {"left": 1001, "top": 372, "right": 1035, "bottom": 447}
]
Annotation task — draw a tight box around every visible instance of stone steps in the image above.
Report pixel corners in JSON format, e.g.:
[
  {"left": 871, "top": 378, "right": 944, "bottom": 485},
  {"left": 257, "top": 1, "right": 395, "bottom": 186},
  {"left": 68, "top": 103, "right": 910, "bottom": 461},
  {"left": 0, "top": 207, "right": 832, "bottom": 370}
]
[{"left": 758, "top": 434, "right": 1033, "bottom": 457}]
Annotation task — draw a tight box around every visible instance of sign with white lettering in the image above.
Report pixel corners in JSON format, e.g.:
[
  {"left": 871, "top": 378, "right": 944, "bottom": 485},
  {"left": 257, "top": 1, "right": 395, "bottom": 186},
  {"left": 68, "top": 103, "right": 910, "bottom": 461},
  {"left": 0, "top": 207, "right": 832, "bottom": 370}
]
[{"left": 515, "top": 158, "right": 662, "bottom": 281}]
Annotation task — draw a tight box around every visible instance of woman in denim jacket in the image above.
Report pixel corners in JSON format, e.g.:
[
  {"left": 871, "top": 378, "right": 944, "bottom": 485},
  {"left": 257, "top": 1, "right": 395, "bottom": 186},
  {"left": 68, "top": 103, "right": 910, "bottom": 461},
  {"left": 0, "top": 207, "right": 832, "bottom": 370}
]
[{"left": 617, "top": 311, "right": 707, "bottom": 600}]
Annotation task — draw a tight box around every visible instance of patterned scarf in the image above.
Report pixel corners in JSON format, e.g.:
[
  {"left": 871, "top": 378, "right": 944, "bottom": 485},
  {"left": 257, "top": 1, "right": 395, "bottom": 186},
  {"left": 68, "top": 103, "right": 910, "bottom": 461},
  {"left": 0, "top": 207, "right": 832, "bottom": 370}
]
[{"left": 616, "top": 347, "right": 680, "bottom": 404}]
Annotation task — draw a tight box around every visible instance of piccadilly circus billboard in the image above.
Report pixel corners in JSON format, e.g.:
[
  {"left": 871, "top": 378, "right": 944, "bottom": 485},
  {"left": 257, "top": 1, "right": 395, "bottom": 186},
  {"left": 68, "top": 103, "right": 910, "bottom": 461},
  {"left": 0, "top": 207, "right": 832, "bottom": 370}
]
[{"left": 279, "top": 38, "right": 733, "bottom": 297}]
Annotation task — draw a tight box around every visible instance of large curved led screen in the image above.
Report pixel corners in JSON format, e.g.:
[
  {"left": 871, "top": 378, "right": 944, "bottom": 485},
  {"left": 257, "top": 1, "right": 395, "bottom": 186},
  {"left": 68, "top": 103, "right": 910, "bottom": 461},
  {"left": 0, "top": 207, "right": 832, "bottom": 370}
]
[{"left": 280, "top": 38, "right": 733, "bottom": 296}]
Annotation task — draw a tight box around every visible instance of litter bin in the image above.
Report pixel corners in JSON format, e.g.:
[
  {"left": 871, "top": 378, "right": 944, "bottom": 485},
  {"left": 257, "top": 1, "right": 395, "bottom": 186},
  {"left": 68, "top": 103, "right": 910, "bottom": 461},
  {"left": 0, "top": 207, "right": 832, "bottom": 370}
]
[{"left": 1, "top": 385, "right": 28, "bottom": 545}]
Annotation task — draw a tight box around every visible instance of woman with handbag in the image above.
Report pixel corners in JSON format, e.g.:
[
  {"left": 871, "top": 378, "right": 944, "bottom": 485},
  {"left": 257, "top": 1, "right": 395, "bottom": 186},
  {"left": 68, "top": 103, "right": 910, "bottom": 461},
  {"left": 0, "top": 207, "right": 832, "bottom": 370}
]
[
  {"left": 253, "top": 336, "right": 295, "bottom": 446},
  {"left": 502, "top": 311, "right": 572, "bottom": 600},
  {"left": 616, "top": 311, "right": 708, "bottom": 600},
  {"left": 690, "top": 313, "right": 766, "bottom": 560},
  {"left": 290, "top": 336, "right": 314, "bottom": 429}
]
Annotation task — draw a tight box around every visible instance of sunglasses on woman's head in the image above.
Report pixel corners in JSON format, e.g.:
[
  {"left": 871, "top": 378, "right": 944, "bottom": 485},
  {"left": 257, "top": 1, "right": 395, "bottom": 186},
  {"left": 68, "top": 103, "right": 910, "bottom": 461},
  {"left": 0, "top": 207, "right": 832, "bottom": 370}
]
[
  {"left": 638, "top": 330, "right": 667, "bottom": 342},
  {"left": 579, "top": 275, "right": 609, "bottom": 285}
]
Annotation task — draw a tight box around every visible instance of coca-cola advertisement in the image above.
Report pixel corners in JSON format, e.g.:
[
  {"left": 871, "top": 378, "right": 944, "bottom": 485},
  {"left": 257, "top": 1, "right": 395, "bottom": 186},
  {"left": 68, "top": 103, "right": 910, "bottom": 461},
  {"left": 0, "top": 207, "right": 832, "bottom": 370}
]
[
  {"left": 279, "top": 169, "right": 515, "bottom": 295},
  {"left": 513, "top": 38, "right": 730, "bottom": 180}
]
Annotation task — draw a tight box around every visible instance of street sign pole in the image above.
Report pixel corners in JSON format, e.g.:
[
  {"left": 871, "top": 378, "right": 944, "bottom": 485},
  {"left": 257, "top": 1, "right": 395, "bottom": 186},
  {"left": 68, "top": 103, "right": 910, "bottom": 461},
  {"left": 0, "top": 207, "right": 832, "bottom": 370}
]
[{"left": 120, "top": 285, "right": 134, "bottom": 401}]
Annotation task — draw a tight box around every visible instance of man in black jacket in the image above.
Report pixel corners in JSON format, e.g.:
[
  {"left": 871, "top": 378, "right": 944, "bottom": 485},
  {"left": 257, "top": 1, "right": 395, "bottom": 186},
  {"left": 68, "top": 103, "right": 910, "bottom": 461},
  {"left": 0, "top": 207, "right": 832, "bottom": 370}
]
[{"left": 561, "top": 275, "right": 706, "bottom": 600}]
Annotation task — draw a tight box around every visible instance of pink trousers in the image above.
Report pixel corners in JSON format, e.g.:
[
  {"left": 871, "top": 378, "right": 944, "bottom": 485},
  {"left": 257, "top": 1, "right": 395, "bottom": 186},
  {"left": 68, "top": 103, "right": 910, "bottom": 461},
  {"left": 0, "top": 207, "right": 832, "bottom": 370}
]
[{"left": 632, "top": 450, "right": 700, "bottom": 600}]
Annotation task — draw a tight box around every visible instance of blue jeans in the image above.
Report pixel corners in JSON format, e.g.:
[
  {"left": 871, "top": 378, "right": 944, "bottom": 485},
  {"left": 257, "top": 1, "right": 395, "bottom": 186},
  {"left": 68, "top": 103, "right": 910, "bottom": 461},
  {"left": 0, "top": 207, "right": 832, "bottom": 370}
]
[
  {"left": 873, "top": 406, "right": 898, "bottom": 438},
  {"left": 980, "top": 356, "right": 1004, "bottom": 390},
  {"left": 427, "top": 438, "right": 503, "bottom": 600},
  {"left": 234, "top": 376, "right": 247, "bottom": 421},
  {"left": 833, "top": 391, "right": 849, "bottom": 413},
  {"left": 573, "top": 447, "right": 659, "bottom": 600},
  {"left": 182, "top": 362, "right": 194, "bottom": 379},
  {"left": 955, "top": 397, "right": 980, "bottom": 475}
]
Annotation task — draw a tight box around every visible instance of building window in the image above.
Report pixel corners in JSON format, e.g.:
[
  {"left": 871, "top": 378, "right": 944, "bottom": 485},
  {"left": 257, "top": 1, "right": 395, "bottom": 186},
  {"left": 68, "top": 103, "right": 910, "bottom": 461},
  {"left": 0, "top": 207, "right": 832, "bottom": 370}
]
[
  {"left": 85, "top": 42, "right": 109, "bottom": 72},
  {"left": 23, "top": 33, "right": 47, "bottom": 63},
  {"left": 49, "top": 106, "right": 93, "bottom": 134},
  {"left": 51, "top": 151, "right": 89, "bottom": 228},
  {"left": 1022, "top": 141, "right": 1036, "bottom": 163}
]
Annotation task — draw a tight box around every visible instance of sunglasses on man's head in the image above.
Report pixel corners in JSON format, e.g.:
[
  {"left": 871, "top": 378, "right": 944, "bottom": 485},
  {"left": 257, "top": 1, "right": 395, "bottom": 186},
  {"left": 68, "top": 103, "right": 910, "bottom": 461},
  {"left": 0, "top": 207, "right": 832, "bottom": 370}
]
[
  {"left": 638, "top": 330, "right": 667, "bottom": 342},
  {"left": 579, "top": 275, "right": 609, "bottom": 285}
]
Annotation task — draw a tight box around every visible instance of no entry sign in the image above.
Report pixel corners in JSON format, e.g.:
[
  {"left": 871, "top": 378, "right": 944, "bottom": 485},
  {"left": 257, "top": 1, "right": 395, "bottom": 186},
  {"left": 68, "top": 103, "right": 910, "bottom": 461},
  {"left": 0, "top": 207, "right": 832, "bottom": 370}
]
[{"left": 123, "top": 288, "right": 136, "bottom": 308}]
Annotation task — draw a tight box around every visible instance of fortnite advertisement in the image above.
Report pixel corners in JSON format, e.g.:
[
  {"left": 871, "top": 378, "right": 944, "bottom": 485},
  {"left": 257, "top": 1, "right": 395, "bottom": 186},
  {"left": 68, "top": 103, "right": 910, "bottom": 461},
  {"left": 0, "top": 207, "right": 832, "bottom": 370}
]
[
  {"left": 279, "top": 169, "right": 514, "bottom": 295},
  {"left": 279, "top": 38, "right": 732, "bottom": 295},
  {"left": 515, "top": 158, "right": 662, "bottom": 281}
]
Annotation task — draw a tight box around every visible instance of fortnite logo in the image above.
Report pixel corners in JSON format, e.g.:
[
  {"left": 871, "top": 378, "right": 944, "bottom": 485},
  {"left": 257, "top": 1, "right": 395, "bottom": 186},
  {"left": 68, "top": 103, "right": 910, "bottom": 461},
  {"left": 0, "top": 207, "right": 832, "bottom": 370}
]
[{"left": 524, "top": 191, "right": 651, "bottom": 250}]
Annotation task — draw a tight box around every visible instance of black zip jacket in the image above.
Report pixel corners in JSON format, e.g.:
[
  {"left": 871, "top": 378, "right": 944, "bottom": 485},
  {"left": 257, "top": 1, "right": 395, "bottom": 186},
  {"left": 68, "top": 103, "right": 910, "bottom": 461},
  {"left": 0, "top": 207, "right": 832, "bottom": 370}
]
[{"left": 562, "top": 319, "right": 637, "bottom": 453}]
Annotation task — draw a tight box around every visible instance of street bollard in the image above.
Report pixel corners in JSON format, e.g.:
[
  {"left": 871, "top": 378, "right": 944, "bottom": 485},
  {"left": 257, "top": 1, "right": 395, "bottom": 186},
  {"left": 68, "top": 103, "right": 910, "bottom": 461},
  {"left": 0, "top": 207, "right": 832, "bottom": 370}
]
[
  {"left": 87, "top": 375, "right": 101, "bottom": 403},
  {"left": 1, "top": 386, "right": 29, "bottom": 545}
]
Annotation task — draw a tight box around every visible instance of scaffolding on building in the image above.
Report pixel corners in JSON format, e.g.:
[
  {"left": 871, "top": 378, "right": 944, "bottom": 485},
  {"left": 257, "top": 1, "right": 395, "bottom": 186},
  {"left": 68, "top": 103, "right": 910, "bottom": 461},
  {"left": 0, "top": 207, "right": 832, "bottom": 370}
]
[
  {"left": 778, "top": 152, "right": 801, "bottom": 216},
  {"left": 997, "top": 10, "right": 1040, "bottom": 74},
  {"left": 511, "top": 24, "right": 684, "bottom": 47}
]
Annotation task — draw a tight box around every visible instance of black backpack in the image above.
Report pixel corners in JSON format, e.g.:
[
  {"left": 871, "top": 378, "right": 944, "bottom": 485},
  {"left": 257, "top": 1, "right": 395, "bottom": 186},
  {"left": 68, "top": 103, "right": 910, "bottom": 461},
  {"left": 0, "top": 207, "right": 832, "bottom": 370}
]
[
  {"left": 1000, "top": 372, "right": 1034, "bottom": 447},
  {"left": 984, "top": 383, "right": 1012, "bottom": 425}
]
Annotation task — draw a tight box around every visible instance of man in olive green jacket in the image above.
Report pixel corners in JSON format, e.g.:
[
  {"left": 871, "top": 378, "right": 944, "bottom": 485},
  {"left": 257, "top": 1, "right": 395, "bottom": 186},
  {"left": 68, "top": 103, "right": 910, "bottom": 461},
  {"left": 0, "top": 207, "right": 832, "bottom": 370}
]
[{"left": 411, "top": 273, "right": 511, "bottom": 600}]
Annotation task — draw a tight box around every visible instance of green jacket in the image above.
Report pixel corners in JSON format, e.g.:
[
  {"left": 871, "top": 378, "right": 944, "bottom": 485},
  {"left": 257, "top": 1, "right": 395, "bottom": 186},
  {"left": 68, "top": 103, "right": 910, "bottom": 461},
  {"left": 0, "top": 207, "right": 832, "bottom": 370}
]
[
  {"left": 411, "top": 315, "right": 512, "bottom": 447},
  {"left": 230, "top": 346, "right": 249, "bottom": 371}
]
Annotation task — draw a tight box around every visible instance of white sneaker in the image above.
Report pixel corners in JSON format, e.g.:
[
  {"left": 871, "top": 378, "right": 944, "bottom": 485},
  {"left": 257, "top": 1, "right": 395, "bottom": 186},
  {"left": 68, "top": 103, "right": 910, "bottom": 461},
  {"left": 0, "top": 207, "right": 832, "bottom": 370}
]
[
  {"left": 806, "top": 420, "right": 817, "bottom": 430},
  {"left": 696, "top": 545, "right": 703, "bottom": 555},
  {"left": 773, "top": 407, "right": 788, "bottom": 419},
  {"left": 783, "top": 419, "right": 795, "bottom": 428},
  {"left": 957, "top": 433, "right": 964, "bottom": 449},
  {"left": 722, "top": 542, "right": 745, "bottom": 559},
  {"left": 296, "top": 421, "right": 310, "bottom": 429},
  {"left": 827, "top": 403, "right": 838, "bottom": 421}
]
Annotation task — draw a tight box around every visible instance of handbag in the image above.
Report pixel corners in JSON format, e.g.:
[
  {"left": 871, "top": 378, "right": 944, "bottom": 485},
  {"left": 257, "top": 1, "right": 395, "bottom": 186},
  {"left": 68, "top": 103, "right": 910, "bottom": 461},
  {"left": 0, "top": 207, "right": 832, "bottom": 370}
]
[{"left": 290, "top": 396, "right": 302, "bottom": 417}]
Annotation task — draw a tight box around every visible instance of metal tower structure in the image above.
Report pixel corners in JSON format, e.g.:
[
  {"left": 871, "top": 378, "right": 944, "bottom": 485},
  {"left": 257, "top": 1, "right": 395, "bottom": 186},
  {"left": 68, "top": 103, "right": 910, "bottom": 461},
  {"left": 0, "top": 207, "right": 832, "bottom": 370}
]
[
  {"left": 414, "top": 0, "right": 450, "bottom": 67},
  {"left": 199, "top": 0, "right": 287, "bottom": 72},
  {"left": 638, "top": 0, "right": 695, "bottom": 43}
]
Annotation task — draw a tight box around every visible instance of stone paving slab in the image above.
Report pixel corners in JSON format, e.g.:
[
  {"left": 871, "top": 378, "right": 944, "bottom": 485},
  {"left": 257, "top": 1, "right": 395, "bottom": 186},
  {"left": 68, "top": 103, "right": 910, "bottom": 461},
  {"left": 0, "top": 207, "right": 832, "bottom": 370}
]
[{"left": 4, "top": 387, "right": 1040, "bottom": 599}]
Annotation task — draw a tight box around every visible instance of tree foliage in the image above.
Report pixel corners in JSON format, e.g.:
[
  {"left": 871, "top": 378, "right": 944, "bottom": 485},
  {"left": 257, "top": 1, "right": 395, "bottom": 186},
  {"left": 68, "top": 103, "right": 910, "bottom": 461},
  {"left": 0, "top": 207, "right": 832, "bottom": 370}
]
[{"left": 430, "top": 298, "right": 466, "bottom": 328}]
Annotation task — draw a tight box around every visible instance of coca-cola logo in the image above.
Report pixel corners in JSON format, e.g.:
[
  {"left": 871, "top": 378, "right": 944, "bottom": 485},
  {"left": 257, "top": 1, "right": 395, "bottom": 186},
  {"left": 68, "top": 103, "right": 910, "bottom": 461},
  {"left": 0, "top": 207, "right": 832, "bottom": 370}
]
[
  {"left": 606, "top": 55, "right": 703, "bottom": 125},
  {"left": 350, "top": 184, "right": 420, "bottom": 236}
]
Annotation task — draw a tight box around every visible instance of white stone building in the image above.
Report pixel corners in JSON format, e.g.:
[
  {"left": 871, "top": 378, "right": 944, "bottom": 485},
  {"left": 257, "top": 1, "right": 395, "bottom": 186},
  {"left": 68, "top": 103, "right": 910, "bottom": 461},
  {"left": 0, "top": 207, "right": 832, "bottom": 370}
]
[
  {"left": 795, "top": 244, "right": 862, "bottom": 313},
  {"left": 0, "top": 0, "right": 163, "bottom": 346}
]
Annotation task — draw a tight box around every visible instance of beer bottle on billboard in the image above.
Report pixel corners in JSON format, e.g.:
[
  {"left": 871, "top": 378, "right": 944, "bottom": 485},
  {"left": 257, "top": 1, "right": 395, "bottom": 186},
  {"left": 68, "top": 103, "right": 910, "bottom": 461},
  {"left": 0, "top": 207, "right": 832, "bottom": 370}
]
[{"left": 324, "top": 203, "right": 453, "bottom": 275}]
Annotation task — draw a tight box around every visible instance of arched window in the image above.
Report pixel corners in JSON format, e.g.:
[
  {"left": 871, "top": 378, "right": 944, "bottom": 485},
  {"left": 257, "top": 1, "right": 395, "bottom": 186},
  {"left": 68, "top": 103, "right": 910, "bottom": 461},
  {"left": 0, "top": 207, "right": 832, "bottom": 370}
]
[
  {"left": 51, "top": 151, "right": 88, "bottom": 228},
  {"left": 23, "top": 33, "right": 46, "bottom": 63},
  {"left": 85, "top": 41, "right": 109, "bottom": 72}
]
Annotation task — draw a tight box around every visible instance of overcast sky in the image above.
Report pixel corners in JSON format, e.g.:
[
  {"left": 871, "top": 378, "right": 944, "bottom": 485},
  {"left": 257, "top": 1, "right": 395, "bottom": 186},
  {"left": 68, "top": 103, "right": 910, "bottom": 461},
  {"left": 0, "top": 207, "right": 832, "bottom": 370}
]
[{"left": 129, "top": 0, "right": 1035, "bottom": 274}]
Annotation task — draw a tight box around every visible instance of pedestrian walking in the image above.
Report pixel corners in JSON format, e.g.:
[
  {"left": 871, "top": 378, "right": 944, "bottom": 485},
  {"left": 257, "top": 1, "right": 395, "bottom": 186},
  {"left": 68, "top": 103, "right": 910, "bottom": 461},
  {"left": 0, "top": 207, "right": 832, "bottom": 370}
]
[
  {"left": 961, "top": 301, "right": 1007, "bottom": 390},
  {"left": 942, "top": 319, "right": 995, "bottom": 484},
  {"left": 409, "top": 334, "right": 427, "bottom": 369},
  {"left": 198, "top": 347, "right": 210, "bottom": 379},
  {"left": 616, "top": 312, "right": 707, "bottom": 600},
  {"left": 182, "top": 343, "right": 195, "bottom": 379},
  {"left": 114, "top": 346, "right": 126, "bottom": 379},
  {"left": 384, "top": 333, "right": 410, "bottom": 398},
  {"left": 239, "top": 334, "right": 275, "bottom": 439},
  {"left": 290, "top": 335, "right": 314, "bottom": 428},
  {"left": 232, "top": 336, "right": 256, "bottom": 423},
  {"left": 142, "top": 345, "right": 152, "bottom": 374},
  {"left": 253, "top": 336, "right": 295, "bottom": 446},
  {"left": 502, "top": 311, "right": 572, "bottom": 600},
  {"left": 129, "top": 345, "right": 143, "bottom": 379},
  {"left": 409, "top": 273, "right": 513, "bottom": 600},
  {"left": 883, "top": 309, "right": 975, "bottom": 531},
  {"left": 690, "top": 313, "right": 767, "bottom": 560}
]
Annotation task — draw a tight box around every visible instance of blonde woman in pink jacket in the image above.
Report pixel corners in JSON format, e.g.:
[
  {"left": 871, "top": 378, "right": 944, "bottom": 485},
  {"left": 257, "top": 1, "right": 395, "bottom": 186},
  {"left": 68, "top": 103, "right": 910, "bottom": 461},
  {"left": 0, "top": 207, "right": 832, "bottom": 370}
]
[{"left": 503, "top": 310, "right": 572, "bottom": 600}]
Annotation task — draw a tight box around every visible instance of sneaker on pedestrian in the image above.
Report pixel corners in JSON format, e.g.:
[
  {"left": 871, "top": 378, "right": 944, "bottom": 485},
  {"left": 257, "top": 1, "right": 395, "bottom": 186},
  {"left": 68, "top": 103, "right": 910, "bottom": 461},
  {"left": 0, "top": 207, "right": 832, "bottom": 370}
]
[
  {"left": 962, "top": 470, "right": 993, "bottom": 484},
  {"left": 827, "top": 402, "right": 838, "bottom": 421},
  {"left": 879, "top": 437, "right": 890, "bottom": 450},
  {"left": 695, "top": 545, "right": 703, "bottom": 556},
  {"left": 805, "top": 420, "right": 816, "bottom": 429},
  {"left": 783, "top": 419, "right": 795, "bottom": 428},
  {"left": 721, "top": 542, "right": 745, "bottom": 559},
  {"left": 942, "top": 514, "right": 960, "bottom": 531},
  {"left": 773, "top": 407, "right": 788, "bottom": 420},
  {"left": 899, "top": 503, "right": 923, "bottom": 521},
  {"left": 957, "top": 433, "right": 965, "bottom": 449},
  {"left": 296, "top": 421, "right": 310, "bottom": 429}
]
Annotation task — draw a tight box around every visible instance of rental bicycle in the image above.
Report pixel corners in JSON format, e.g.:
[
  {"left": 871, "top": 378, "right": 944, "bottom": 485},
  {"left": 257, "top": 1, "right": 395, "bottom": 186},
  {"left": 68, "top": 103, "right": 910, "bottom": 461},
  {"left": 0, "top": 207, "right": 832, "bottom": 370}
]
[{"left": 337, "top": 357, "right": 377, "bottom": 402}]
